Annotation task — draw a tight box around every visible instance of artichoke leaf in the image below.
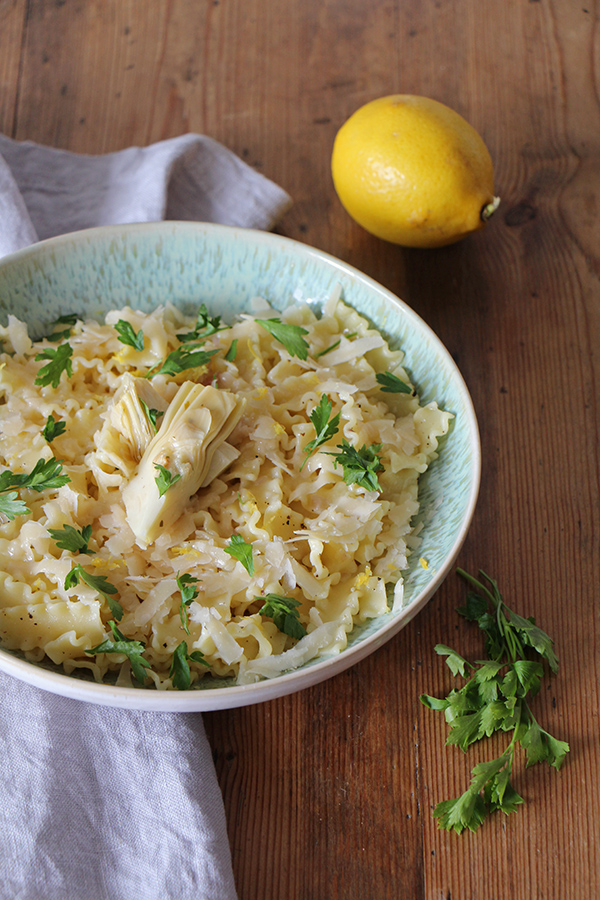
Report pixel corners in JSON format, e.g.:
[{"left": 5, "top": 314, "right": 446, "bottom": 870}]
[
  {"left": 95, "top": 374, "right": 169, "bottom": 475},
  {"left": 122, "top": 383, "right": 244, "bottom": 546}
]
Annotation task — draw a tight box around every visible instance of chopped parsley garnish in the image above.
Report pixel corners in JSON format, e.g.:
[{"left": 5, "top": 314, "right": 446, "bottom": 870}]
[
  {"left": 48, "top": 523, "right": 94, "bottom": 555},
  {"left": 46, "top": 314, "right": 78, "bottom": 343},
  {"left": 376, "top": 371, "right": 413, "bottom": 394},
  {"left": 314, "top": 339, "right": 341, "bottom": 358},
  {"left": 114, "top": 319, "right": 145, "bottom": 351},
  {"left": 256, "top": 593, "right": 307, "bottom": 639},
  {"left": 300, "top": 394, "right": 340, "bottom": 470},
  {"left": 257, "top": 318, "right": 309, "bottom": 360},
  {"left": 34, "top": 343, "right": 73, "bottom": 388},
  {"left": 0, "top": 458, "right": 70, "bottom": 520},
  {"left": 421, "top": 569, "right": 569, "bottom": 834},
  {"left": 139, "top": 398, "right": 163, "bottom": 433},
  {"left": 176, "top": 572, "right": 200, "bottom": 634},
  {"left": 224, "top": 339, "right": 238, "bottom": 362},
  {"left": 327, "top": 440, "right": 384, "bottom": 492},
  {"left": 224, "top": 534, "right": 254, "bottom": 575},
  {"left": 176, "top": 304, "right": 225, "bottom": 343},
  {"left": 86, "top": 620, "right": 151, "bottom": 684},
  {"left": 64, "top": 564, "right": 123, "bottom": 621},
  {"left": 146, "top": 346, "right": 218, "bottom": 378},
  {"left": 42, "top": 414, "right": 66, "bottom": 442},
  {"left": 154, "top": 463, "right": 181, "bottom": 497},
  {"left": 169, "top": 640, "right": 210, "bottom": 690}
]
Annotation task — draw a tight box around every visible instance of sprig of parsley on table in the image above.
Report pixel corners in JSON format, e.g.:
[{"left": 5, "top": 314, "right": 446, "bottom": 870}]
[
  {"left": 300, "top": 394, "right": 341, "bottom": 470},
  {"left": 257, "top": 318, "right": 310, "bottom": 360},
  {"left": 64, "top": 563, "right": 123, "bottom": 621},
  {"left": 114, "top": 319, "right": 145, "bottom": 351},
  {"left": 48, "top": 523, "right": 94, "bottom": 555},
  {"left": 224, "top": 534, "right": 254, "bottom": 575},
  {"left": 86, "top": 620, "right": 151, "bottom": 684},
  {"left": 256, "top": 593, "right": 307, "bottom": 639},
  {"left": 0, "top": 458, "right": 70, "bottom": 520},
  {"left": 421, "top": 569, "right": 569, "bottom": 834},
  {"left": 327, "top": 440, "right": 384, "bottom": 492},
  {"left": 34, "top": 343, "right": 73, "bottom": 388},
  {"left": 169, "top": 640, "right": 210, "bottom": 690}
]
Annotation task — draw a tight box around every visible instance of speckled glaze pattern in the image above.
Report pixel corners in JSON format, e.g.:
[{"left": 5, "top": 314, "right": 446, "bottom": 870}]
[{"left": 0, "top": 223, "right": 481, "bottom": 710}]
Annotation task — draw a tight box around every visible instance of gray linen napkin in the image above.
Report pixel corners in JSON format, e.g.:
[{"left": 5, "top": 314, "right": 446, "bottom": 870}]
[{"left": 0, "top": 133, "right": 292, "bottom": 900}]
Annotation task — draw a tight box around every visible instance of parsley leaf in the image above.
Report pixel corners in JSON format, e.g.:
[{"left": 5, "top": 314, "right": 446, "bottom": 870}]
[
  {"left": 46, "top": 314, "right": 78, "bottom": 343},
  {"left": 0, "top": 493, "right": 30, "bottom": 520},
  {"left": 327, "top": 440, "right": 384, "bottom": 492},
  {"left": 257, "top": 318, "right": 309, "bottom": 360},
  {"left": 86, "top": 620, "right": 150, "bottom": 684},
  {"left": 34, "top": 343, "right": 73, "bottom": 388},
  {"left": 154, "top": 463, "right": 181, "bottom": 497},
  {"left": 176, "top": 572, "right": 200, "bottom": 634},
  {"left": 48, "top": 523, "right": 94, "bottom": 555},
  {"left": 224, "top": 534, "right": 254, "bottom": 575},
  {"left": 176, "top": 304, "right": 225, "bottom": 343},
  {"left": 114, "top": 319, "right": 145, "bottom": 351},
  {"left": 376, "top": 371, "right": 413, "bottom": 394},
  {"left": 64, "top": 563, "right": 123, "bottom": 621},
  {"left": 146, "top": 346, "right": 218, "bottom": 378},
  {"left": 42, "top": 414, "right": 66, "bottom": 443},
  {"left": 8, "top": 457, "right": 71, "bottom": 493},
  {"left": 139, "top": 398, "right": 163, "bottom": 433},
  {"left": 169, "top": 640, "right": 210, "bottom": 690},
  {"left": 224, "top": 339, "right": 238, "bottom": 362},
  {"left": 300, "top": 395, "right": 341, "bottom": 470},
  {"left": 0, "top": 458, "right": 71, "bottom": 519},
  {"left": 256, "top": 593, "right": 307, "bottom": 639},
  {"left": 421, "top": 569, "right": 569, "bottom": 834}
]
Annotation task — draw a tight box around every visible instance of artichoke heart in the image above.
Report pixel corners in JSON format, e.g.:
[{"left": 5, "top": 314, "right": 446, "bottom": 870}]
[
  {"left": 122, "top": 383, "right": 245, "bottom": 546},
  {"left": 95, "top": 374, "right": 169, "bottom": 475}
]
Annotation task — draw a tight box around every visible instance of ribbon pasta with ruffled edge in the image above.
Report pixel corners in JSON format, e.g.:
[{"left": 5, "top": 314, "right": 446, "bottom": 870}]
[{"left": 0, "top": 291, "right": 451, "bottom": 688}]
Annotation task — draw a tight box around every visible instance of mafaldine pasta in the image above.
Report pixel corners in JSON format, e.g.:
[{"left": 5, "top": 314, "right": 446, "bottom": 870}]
[{"left": 0, "top": 288, "right": 451, "bottom": 689}]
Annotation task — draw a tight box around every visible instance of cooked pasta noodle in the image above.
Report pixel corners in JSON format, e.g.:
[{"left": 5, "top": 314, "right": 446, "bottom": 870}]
[{"left": 0, "top": 290, "right": 451, "bottom": 688}]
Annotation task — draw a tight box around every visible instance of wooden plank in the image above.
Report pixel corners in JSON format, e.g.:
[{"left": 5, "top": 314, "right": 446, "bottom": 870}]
[{"left": 0, "top": 0, "right": 28, "bottom": 135}]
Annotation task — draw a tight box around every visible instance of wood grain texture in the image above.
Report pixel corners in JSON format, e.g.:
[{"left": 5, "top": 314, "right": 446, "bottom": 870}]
[{"left": 1, "top": 1, "right": 599, "bottom": 898}]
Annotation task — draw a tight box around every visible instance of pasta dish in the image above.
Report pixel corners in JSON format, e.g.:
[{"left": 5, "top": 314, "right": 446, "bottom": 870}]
[{"left": 0, "top": 288, "right": 450, "bottom": 689}]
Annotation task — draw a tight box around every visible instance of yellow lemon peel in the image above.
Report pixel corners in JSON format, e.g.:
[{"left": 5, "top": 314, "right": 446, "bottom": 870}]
[{"left": 331, "top": 94, "right": 499, "bottom": 248}]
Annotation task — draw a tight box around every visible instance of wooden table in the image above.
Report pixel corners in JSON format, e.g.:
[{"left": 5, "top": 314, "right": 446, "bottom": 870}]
[{"left": 1, "top": 1, "right": 598, "bottom": 897}]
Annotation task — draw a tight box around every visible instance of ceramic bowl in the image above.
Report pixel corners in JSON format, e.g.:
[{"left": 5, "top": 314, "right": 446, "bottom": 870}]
[{"left": 0, "top": 223, "right": 480, "bottom": 710}]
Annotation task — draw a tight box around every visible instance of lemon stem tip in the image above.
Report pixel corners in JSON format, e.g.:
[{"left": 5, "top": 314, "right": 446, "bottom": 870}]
[{"left": 481, "top": 196, "right": 501, "bottom": 222}]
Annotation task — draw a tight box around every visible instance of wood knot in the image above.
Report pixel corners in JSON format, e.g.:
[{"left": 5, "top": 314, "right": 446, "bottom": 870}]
[{"left": 504, "top": 203, "right": 537, "bottom": 227}]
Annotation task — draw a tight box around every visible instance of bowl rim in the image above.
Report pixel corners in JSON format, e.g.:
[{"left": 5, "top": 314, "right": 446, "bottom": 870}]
[{"left": 0, "top": 221, "right": 481, "bottom": 710}]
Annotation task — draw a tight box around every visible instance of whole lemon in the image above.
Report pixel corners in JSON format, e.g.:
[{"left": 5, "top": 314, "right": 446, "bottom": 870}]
[{"left": 331, "top": 94, "right": 499, "bottom": 248}]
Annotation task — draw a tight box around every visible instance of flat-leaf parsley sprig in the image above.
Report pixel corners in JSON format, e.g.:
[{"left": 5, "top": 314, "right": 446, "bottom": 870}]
[
  {"left": 257, "top": 593, "right": 307, "bottom": 639},
  {"left": 86, "top": 621, "right": 151, "bottom": 685},
  {"left": 65, "top": 563, "right": 123, "bottom": 621},
  {"left": 300, "top": 394, "right": 341, "bottom": 470},
  {"left": 0, "top": 458, "right": 70, "bottom": 520},
  {"left": 257, "top": 318, "right": 310, "bottom": 360},
  {"left": 34, "top": 343, "right": 73, "bottom": 388},
  {"left": 327, "top": 440, "right": 384, "bottom": 492},
  {"left": 421, "top": 569, "right": 569, "bottom": 834}
]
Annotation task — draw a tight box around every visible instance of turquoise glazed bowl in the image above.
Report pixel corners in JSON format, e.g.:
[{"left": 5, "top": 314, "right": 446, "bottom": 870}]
[{"left": 0, "top": 223, "right": 480, "bottom": 710}]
